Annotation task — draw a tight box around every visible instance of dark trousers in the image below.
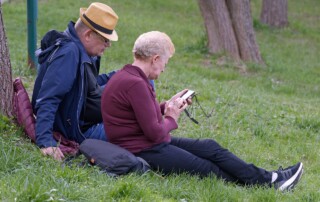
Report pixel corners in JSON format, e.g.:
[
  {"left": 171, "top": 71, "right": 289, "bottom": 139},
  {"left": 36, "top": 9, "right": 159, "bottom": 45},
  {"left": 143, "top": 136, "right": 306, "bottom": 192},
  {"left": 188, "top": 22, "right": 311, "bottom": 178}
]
[{"left": 136, "top": 137, "right": 272, "bottom": 186}]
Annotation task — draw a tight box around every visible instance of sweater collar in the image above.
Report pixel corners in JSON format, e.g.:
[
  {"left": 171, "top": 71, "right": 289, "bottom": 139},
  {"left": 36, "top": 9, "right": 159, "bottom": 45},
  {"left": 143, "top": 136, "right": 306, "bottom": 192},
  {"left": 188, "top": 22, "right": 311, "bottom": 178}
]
[{"left": 123, "top": 64, "right": 154, "bottom": 90}]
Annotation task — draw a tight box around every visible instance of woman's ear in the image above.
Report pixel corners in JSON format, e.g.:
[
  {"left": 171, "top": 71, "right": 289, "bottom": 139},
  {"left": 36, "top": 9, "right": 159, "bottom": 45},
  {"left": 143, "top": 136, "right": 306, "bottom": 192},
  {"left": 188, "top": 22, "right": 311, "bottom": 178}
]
[{"left": 152, "top": 55, "right": 160, "bottom": 63}]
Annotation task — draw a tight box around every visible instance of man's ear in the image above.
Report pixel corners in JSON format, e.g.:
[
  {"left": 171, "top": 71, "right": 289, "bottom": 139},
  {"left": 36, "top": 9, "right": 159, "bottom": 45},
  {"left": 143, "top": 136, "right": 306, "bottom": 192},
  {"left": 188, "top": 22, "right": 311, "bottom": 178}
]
[{"left": 82, "top": 29, "right": 93, "bottom": 42}]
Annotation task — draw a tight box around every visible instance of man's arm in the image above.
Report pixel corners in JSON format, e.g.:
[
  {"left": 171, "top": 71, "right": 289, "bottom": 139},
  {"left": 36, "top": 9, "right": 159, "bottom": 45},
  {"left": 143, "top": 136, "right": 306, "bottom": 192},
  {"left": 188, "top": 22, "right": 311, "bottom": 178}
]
[
  {"left": 97, "top": 70, "right": 117, "bottom": 86},
  {"left": 34, "top": 49, "right": 78, "bottom": 150}
]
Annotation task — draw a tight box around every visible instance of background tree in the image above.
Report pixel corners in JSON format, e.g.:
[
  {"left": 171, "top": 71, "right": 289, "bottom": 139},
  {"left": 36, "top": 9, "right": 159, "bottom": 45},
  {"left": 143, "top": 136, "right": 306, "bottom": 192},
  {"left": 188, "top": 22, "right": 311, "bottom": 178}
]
[
  {"left": 260, "top": 0, "right": 288, "bottom": 28},
  {"left": 0, "top": 3, "right": 14, "bottom": 117},
  {"left": 197, "top": 0, "right": 264, "bottom": 65}
]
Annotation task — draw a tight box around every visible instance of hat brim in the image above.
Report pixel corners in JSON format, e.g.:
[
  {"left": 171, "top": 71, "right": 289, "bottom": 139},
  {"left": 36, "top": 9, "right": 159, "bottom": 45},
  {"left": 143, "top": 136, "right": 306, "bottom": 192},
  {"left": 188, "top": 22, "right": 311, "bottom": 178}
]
[{"left": 80, "top": 8, "right": 118, "bottom": 41}]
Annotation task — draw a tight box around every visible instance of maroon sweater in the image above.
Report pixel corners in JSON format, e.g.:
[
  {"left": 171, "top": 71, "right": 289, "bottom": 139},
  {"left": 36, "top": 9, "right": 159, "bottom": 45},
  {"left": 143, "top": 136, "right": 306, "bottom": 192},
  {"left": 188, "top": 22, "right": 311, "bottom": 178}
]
[{"left": 101, "top": 64, "right": 178, "bottom": 153}]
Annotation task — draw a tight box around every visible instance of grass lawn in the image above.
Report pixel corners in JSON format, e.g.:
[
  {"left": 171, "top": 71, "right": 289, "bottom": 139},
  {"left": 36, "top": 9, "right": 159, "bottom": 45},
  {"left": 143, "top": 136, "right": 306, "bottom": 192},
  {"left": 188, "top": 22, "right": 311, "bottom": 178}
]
[{"left": 1, "top": 0, "right": 320, "bottom": 201}]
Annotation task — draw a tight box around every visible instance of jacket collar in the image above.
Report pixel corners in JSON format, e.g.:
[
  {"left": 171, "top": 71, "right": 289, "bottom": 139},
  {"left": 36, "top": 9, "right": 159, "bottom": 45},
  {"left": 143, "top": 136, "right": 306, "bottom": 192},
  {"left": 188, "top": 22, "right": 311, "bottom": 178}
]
[{"left": 65, "top": 21, "right": 92, "bottom": 64}]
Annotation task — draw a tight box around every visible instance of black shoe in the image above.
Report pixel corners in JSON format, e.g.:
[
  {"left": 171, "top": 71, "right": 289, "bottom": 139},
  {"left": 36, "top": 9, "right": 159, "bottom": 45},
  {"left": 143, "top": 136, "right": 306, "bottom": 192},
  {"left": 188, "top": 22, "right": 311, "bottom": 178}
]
[
  {"left": 277, "top": 163, "right": 304, "bottom": 186},
  {"left": 273, "top": 162, "right": 303, "bottom": 191}
]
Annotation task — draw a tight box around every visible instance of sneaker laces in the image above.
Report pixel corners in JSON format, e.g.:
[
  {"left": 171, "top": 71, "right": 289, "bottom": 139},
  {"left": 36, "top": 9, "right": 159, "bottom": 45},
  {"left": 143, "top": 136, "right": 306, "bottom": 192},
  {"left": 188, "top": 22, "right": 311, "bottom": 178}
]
[{"left": 277, "top": 167, "right": 294, "bottom": 181}]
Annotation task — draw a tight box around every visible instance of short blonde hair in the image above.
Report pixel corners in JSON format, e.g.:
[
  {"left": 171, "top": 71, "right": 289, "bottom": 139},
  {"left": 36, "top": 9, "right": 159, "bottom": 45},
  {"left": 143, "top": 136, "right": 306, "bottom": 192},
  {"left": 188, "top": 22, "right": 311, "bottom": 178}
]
[{"left": 132, "top": 31, "right": 175, "bottom": 60}]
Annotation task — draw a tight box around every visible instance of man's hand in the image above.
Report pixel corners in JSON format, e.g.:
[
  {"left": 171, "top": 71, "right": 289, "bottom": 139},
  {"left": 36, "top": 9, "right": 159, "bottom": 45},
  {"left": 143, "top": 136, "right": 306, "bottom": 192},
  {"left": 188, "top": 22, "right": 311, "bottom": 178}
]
[{"left": 40, "top": 147, "right": 65, "bottom": 161}]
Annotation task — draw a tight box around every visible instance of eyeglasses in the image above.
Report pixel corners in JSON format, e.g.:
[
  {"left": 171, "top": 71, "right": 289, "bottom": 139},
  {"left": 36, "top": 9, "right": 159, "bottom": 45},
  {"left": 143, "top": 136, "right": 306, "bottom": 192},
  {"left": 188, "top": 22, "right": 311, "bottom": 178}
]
[{"left": 92, "top": 30, "right": 110, "bottom": 44}]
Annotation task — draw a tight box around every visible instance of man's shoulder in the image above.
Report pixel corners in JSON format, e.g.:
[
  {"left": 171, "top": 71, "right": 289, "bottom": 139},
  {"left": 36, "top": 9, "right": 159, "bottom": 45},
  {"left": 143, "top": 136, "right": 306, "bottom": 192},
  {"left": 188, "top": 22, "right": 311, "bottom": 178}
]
[{"left": 38, "top": 30, "right": 80, "bottom": 63}]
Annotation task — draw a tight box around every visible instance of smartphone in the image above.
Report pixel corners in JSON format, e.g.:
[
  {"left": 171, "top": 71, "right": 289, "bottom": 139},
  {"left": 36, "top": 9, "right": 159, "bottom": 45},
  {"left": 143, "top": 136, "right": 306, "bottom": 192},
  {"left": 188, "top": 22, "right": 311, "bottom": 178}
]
[{"left": 181, "top": 90, "right": 195, "bottom": 100}]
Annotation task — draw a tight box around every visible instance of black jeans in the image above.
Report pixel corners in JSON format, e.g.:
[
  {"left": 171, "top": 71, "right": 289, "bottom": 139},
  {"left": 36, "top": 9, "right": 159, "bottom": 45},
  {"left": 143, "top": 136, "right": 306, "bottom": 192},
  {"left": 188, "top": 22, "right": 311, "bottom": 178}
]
[{"left": 136, "top": 137, "right": 272, "bottom": 186}]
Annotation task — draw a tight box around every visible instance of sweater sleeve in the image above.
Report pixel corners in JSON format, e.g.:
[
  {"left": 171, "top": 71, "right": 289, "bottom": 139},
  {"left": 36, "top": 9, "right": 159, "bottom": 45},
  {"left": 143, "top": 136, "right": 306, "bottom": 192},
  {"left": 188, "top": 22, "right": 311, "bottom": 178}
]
[
  {"left": 160, "top": 102, "right": 166, "bottom": 115},
  {"left": 127, "top": 82, "right": 177, "bottom": 143}
]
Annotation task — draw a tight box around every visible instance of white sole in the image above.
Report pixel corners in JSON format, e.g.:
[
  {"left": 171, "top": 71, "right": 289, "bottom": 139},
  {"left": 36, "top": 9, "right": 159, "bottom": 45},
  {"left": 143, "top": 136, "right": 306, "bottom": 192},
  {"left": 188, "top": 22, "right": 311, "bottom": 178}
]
[{"left": 279, "top": 162, "right": 303, "bottom": 191}]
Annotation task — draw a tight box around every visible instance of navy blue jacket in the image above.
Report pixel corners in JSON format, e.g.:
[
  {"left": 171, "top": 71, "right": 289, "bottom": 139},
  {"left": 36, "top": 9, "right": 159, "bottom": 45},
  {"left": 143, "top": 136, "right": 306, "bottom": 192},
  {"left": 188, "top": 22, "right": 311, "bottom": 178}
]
[{"left": 32, "top": 21, "right": 115, "bottom": 148}]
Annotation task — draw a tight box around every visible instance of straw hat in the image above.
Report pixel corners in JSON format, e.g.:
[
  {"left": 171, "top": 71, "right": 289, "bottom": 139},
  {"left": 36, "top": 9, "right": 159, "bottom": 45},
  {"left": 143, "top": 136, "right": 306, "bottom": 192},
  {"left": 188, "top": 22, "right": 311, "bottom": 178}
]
[{"left": 80, "top": 2, "right": 118, "bottom": 41}]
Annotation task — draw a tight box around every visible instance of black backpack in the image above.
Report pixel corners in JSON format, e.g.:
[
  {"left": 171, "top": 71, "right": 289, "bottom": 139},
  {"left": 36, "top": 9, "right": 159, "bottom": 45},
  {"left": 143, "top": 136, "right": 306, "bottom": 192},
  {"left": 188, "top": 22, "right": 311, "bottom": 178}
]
[{"left": 79, "top": 139, "right": 150, "bottom": 176}]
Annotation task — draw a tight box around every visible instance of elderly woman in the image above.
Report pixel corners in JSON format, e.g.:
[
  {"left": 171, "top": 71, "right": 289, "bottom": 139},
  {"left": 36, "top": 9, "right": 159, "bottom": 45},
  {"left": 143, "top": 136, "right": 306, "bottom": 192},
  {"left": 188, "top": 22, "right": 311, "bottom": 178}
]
[{"left": 101, "top": 31, "right": 303, "bottom": 191}]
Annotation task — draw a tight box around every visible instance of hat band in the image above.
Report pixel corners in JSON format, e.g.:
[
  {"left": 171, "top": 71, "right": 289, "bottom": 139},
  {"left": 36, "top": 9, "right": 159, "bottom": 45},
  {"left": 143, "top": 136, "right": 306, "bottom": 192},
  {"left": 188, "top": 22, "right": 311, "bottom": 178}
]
[{"left": 83, "top": 14, "right": 113, "bottom": 35}]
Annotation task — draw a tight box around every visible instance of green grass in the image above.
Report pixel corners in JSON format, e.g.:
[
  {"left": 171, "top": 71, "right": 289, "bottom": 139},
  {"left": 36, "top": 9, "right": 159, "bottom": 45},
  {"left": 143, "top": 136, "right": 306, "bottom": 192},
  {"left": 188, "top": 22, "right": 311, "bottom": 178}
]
[{"left": 1, "top": 0, "right": 320, "bottom": 201}]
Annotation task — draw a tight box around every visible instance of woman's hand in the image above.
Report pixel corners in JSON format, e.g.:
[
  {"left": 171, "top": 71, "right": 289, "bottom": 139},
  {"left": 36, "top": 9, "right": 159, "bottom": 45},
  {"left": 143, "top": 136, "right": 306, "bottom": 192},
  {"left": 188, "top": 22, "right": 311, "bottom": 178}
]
[
  {"left": 164, "top": 97, "right": 188, "bottom": 122},
  {"left": 185, "top": 96, "right": 193, "bottom": 105},
  {"left": 167, "top": 89, "right": 188, "bottom": 104},
  {"left": 168, "top": 89, "right": 193, "bottom": 106}
]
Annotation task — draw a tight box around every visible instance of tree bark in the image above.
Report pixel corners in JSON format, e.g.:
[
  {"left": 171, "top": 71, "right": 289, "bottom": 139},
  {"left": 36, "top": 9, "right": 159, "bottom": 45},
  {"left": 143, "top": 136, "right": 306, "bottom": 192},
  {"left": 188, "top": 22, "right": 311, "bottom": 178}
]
[
  {"left": 226, "top": 0, "right": 263, "bottom": 63},
  {"left": 260, "top": 0, "right": 288, "bottom": 28},
  {"left": 198, "top": 0, "right": 264, "bottom": 64},
  {"left": 197, "top": 0, "right": 240, "bottom": 60},
  {"left": 0, "top": 3, "right": 14, "bottom": 117}
]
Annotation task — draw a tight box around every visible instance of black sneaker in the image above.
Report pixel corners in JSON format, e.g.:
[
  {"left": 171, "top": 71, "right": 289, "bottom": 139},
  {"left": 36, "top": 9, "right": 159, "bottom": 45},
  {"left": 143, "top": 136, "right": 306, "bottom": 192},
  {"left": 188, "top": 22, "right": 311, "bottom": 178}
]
[
  {"left": 273, "top": 162, "right": 303, "bottom": 191},
  {"left": 278, "top": 163, "right": 304, "bottom": 185}
]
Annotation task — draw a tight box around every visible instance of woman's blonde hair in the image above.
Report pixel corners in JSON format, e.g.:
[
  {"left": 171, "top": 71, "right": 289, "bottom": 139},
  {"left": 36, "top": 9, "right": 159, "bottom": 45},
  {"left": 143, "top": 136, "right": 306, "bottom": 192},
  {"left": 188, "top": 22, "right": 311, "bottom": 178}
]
[{"left": 132, "top": 31, "right": 175, "bottom": 61}]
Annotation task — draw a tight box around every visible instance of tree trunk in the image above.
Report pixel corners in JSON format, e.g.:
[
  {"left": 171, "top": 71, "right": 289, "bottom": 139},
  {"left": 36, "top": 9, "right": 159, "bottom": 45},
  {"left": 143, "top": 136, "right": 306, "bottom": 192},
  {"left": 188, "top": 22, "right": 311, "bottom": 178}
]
[
  {"left": 260, "top": 0, "right": 288, "bottom": 28},
  {"left": 226, "top": 0, "right": 263, "bottom": 63},
  {"left": 197, "top": 0, "right": 240, "bottom": 60},
  {"left": 197, "top": 0, "right": 264, "bottom": 64},
  {"left": 0, "top": 3, "right": 14, "bottom": 117}
]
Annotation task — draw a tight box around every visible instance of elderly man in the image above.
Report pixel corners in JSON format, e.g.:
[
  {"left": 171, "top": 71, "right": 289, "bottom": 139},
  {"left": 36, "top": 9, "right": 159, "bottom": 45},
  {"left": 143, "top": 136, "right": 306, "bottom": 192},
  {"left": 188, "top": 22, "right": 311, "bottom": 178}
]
[{"left": 32, "top": 3, "right": 118, "bottom": 161}]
